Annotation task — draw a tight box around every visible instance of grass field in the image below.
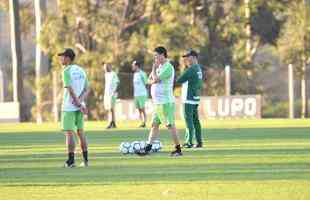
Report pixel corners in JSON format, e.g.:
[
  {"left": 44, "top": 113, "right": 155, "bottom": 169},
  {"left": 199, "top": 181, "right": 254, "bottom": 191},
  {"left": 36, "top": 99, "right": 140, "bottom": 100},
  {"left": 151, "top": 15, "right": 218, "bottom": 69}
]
[{"left": 0, "top": 119, "right": 310, "bottom": 200}]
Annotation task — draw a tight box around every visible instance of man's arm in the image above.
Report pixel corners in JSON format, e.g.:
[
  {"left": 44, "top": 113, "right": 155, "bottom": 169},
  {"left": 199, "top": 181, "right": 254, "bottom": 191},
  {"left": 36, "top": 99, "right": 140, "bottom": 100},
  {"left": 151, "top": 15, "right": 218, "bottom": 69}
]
[
  {"left": 113, "top": 72, "right": 120, "bottom": 95},
  {"left": 149, "top": 63, "right": 160, "bottom": 84},
  {"left": 66, "top": 86, "right": 82, "bottom": 107},
  {"left": 79, "top": 87, "right": 91, "bottom": 103},
  {"left": 63, "top": 69, "right": 81, "bottom": 107},
  {"left": 142, "top": 72, "right": 148, "bottom": 85},
  {"left": 150, "top": 62, "right": 173, "bottom": 84},
  {"left": 79, "top": 77, "right": 90, "bottom": 103},
  {"left": 176, "top": 68, "right": 191, "bottom": 84}
]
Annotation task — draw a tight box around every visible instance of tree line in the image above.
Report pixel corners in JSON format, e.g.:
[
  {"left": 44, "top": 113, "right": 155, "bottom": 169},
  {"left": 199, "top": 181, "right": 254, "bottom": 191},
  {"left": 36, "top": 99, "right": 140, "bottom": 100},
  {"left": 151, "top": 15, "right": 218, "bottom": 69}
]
[{"left": 0, "top": 0, "right": 309, "bottom": 121}]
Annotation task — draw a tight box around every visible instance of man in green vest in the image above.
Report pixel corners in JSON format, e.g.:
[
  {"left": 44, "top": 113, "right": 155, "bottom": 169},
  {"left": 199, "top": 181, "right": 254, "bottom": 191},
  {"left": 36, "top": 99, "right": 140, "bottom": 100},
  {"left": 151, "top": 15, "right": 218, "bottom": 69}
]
[{"left": 176, "top": 49, "right": 203, "bottom": 148}]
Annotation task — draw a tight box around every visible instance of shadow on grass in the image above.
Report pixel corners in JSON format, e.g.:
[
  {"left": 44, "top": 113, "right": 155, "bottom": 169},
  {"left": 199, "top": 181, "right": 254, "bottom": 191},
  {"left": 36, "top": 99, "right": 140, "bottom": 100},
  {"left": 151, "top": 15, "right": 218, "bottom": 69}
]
[
  {"left": 1, "top": 146, "right": 310, "bottom": 161},
  {"left": 1, "top": 127, "right": 310, "bottom": 146},
  {"left": 1, "top": 158, "right": 310, "bottom": 186}
]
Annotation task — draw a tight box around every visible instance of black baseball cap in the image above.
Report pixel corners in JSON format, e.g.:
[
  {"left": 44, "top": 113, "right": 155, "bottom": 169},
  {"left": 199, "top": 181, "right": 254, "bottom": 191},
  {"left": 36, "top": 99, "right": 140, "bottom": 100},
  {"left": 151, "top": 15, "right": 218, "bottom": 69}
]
[
  {"left": 182, "top": 49, "right": 198, "bottom": 58},
  {"left": 58, "top": 48, "right": 76, "bottom": 61}
]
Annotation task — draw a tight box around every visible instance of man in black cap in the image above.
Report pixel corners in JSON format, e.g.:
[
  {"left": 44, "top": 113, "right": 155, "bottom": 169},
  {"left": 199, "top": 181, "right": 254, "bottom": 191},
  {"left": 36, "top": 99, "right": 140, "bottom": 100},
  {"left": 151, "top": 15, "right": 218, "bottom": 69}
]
[
  {"left": 58, "top": 48, "right": 90, "bottom": 167},
  {"left": 176, "top": 49, "right": 203, "bottom": 148}
]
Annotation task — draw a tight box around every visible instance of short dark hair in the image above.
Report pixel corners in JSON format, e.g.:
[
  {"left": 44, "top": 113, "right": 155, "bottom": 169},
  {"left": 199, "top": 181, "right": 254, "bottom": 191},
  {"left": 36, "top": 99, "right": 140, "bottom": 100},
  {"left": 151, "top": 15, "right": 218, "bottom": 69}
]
[
  {"left": 154, "top": 46, "right": 167, "bottom": 58},
  {"left": 132, "top": 60, "right": 141, "bottom": 67}
]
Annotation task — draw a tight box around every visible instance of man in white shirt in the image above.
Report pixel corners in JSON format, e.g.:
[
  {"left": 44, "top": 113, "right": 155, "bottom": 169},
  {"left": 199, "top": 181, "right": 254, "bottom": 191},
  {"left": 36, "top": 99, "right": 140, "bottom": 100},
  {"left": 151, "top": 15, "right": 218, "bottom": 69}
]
[
  {"left": 58, "top": 48, "right": 90, "bottom": 168},
  {"left": 137, "top": 46, "right": 182, "bottom": 156},
  {"left": 132, "top": 60, "right": 148, "bottom": 128},
  {"left": 104, "top": 63, "right": 119, "bottom": 129}
]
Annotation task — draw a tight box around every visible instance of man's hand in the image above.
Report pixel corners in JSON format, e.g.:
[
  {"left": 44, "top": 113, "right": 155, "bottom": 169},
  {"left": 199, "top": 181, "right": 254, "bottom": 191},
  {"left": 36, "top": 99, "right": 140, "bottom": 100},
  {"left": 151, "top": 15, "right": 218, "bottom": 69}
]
[
  {"left": 80, "top": 103, "right": 88, "bottom": 115},
  {"left": 72, "top": 97, "right": 81, "bottom": 107},
  {"left": 150, "top": 62, "right": 160, "bottom": 84}
]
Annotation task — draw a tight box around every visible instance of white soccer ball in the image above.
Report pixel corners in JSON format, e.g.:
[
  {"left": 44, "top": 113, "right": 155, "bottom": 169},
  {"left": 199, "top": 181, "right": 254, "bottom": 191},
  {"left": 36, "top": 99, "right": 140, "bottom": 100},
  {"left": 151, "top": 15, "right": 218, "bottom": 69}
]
[
  {"left": 140, "top": 141, "right": 146, "bottom": 150},
  {"left": 132, "top": 141, "right": 141, "bottom": 153},
  {"left": 119, "top": 142, "right": 131, "bottom": 154},
  {"left": 151, "top": 140, "right": 162, "bottom": 152},
  {"left": 128, "top": 145, "right": 134, "bottom": 154}
]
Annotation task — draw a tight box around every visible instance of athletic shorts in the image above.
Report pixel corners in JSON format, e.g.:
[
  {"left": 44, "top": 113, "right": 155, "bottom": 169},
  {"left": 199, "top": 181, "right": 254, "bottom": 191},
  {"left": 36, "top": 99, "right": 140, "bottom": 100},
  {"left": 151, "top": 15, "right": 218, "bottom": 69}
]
[
  {"left": 134, "top": 96, "right": 147, "bottom": 109},
  {"left": 61, "top": 111, "right": 84, "bottom": 131},
  {"left": 104, "top": 95, "right": 117, "bottom": 110},
  {"left": 152, "top": 102, "right": 175, "bottom": 126}
]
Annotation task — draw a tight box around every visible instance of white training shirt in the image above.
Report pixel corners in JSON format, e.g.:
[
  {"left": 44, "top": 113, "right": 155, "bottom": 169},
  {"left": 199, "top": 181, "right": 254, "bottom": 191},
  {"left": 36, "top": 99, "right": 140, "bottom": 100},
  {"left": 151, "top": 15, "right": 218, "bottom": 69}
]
[
  {"left": 133, "top": 70, "right": 148, "bottom": 97},
  {"left": 104, "top": 71, "right": 119, "bottom": 97}
]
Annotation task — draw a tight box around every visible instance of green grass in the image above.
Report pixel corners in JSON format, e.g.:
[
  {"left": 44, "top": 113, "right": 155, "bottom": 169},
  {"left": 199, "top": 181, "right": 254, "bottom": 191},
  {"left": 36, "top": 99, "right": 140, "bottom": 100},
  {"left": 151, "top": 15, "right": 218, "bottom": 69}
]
[{"left": 0, "top": 119, "right": 310, "bottom": 200}]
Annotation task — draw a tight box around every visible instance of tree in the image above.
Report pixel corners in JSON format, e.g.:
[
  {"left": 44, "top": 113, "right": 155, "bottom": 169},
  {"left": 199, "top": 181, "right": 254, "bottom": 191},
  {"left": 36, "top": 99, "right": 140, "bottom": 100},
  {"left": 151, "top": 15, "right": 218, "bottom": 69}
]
[
  {"left": 277, "top": 0, "right": 310, "bottom": 118},
  {"left": 9, "top": 0, "right": 25, "bottom": 121},
  {"left": 34, "top": 0, "right": 47, "bottom": 124},
  {"left": 146, "top": 0, "right": 208, "bottom": 68},
  {"left": 40, "top": 0, "right": 151, "bottom": 119}
]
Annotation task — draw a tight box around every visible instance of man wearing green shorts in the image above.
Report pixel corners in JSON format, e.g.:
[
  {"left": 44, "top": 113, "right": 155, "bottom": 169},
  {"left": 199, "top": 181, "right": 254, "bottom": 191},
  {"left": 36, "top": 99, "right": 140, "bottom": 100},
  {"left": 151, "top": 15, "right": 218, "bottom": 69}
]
[
  {"left": 177, "top": 49, "right": 203, "bottom": 148},
  {"left": 58, "top": 48, "right": 90, "bottom": 168},
  {"left": 132, "top": 60, "right": 148, "bottom": 128},
  {"left": 137, "top": 46, "right": 182, "bottom": 156},
  {"left": 104, "top": 63, "right": 120, "bottom": 129}
]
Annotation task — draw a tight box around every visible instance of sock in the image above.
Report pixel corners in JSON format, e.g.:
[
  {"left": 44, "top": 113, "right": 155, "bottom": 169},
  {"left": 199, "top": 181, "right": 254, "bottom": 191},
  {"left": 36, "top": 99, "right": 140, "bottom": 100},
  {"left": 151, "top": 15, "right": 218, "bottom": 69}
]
[
  {"left": 82, "top": 151, "right": 88, "bottom": 162},
  {"left": 68, "top": 152, "right": 75, "bottom": 163},
  {"left": 145, "top": 144, "right": 152, "bottom": 152},
  {"left": 175, "top": 144, "right": 181, "bottom": 152}
]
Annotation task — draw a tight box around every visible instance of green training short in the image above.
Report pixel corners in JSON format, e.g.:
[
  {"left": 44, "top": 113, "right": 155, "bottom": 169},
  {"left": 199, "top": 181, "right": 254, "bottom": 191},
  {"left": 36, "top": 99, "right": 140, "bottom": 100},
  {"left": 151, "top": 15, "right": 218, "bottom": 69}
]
[
  {"left": 152, "top": 102, "right": 176, "bottom": 126},
  {"left": 61, "top": 111, "right": 84, "bottom": 131},
  {"left": 104, "top": 95, "right": 117, "bottom": 110},
  {"left": 134, "top": 96, "right": 147, "bottom": 109}
]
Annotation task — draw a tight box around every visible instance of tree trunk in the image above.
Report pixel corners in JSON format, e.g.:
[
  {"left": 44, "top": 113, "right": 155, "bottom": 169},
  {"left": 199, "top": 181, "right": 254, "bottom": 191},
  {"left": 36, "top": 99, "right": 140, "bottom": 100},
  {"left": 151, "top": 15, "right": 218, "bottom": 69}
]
[
  {"left": 288, "top": 64, "right": 295, "bottom": 119},
  {"left": 245, "top": 0, "right": 251, "bottom": 63},
  {"left": 9, "top": 0, "right": 24, "bottom": 121},
  {"left": 35, "top": 0, "right": 47, "bottom": 124},
  {"left": 301, "top": 0, "right": 308, "bottom": 118},
  {"left": 301, "top": 62, "right": 307, "bottom": 118},
  {"left": 52, "top": 71, "right": 59, "bottom": 123},
  {"left": 0, "top": 68, "right": 4, "bottom": 102}
]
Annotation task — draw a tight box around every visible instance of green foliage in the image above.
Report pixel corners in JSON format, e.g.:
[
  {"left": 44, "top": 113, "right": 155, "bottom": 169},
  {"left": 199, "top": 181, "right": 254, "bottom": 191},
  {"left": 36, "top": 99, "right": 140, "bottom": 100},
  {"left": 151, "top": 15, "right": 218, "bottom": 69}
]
[
  {"left": 263, "top": 100, "right": 301, "bottom": 118},
  {"left": 3, "top": 0, "right": 305, "bottom": 120},
  {"left": 277, "top": 0, "right": 309, "bottom": 74},
  {"left": 147, "top": 0, "right": 208, "bottom": 67}
]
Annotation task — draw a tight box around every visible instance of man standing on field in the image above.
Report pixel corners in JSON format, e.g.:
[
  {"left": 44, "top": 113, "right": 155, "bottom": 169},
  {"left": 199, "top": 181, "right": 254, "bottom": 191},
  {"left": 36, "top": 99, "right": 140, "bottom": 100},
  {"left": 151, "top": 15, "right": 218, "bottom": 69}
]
[
  {"left": 104, "top": 63, "right": 120, "bottom": 129},
  {"left": 132, "top": 60, "right": 148, "bottom": 128},
  {"left": 137, "top": 46, "right": 182, "bottom": 156},
  {"left": 58, "top": 48, "right": 90, "bottom": 168},
  {"left": 176, "top": 49, "right": 203, "bottom": 148}
]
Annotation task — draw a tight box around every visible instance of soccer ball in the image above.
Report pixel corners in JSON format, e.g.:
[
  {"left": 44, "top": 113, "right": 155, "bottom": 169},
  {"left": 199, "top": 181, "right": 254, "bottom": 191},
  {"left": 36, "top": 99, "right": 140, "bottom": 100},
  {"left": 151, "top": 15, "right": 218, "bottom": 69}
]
[
  {"left": 151, "top": 140, "right": 162, "bottom": 152},
  {"left": 132, "top": 141, "right": 141, "bottom": 153},
  {"left": 140, "top": 141, "right": 146, "bottom": 150},
  {"left": 128, "top": 145, "right": 134, "bottom": 154},
  {"left": 119, "top": 142, "right": 131, "bottom": 154}
]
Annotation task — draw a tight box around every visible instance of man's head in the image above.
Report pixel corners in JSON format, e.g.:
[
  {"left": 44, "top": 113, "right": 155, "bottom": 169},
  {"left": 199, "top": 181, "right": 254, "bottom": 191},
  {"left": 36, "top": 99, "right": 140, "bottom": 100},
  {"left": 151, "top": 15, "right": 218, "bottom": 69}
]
[
  {"left": 132, "top": 60, "right": 141, "bottom": 72},
  {"left": 104, "top": 63, "right": 112, "bottom": 72},
  {"left": 58, "top": 48, "right": 75, "bottom": 66},
  {"left": 182, "top": 49, "right": 198, "bottom": 66},
  {"left": 154, "top": 46, "right": 167, "bottom": 65}
]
